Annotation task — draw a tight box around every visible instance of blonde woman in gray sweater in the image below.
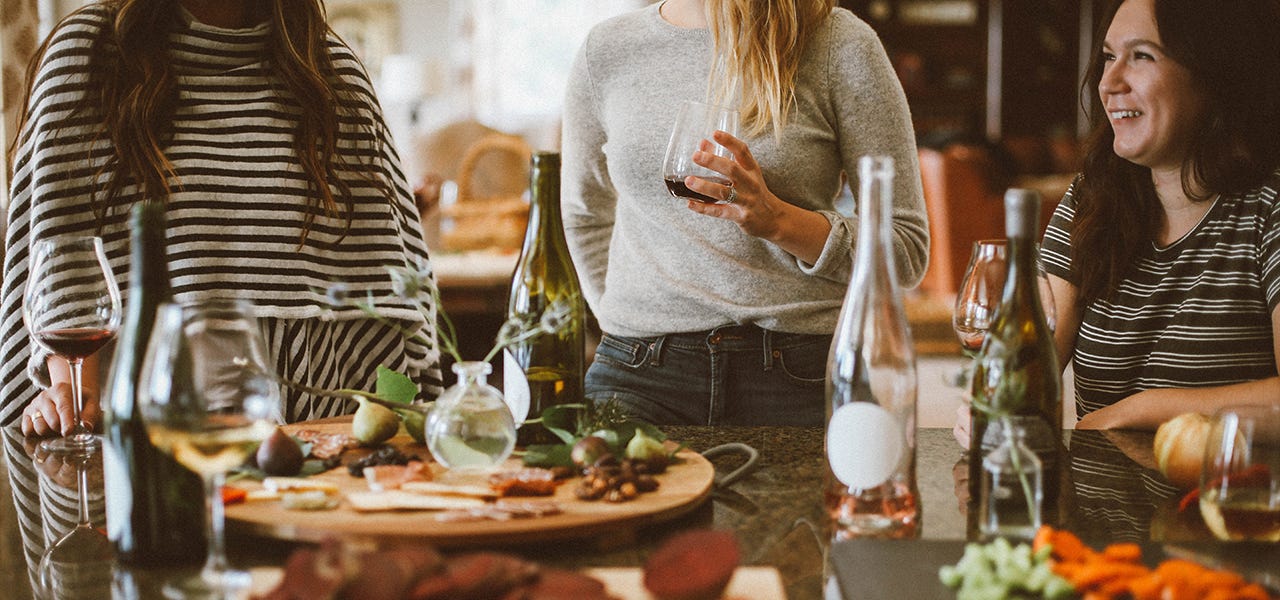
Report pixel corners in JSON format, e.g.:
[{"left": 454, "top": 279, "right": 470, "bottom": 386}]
[{"left": 562, "top": 0, "right": 928, "bottom": 426}]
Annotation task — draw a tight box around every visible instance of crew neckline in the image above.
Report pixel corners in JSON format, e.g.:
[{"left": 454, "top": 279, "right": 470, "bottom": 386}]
[
  {"left": 177, "top": 5, "right": 270, "bottom": 35},
  {"left": 652, "top": 1, "right": 709, "bottom": 33}
]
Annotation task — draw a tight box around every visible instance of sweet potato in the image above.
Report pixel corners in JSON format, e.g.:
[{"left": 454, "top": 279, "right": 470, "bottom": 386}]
[{"left": 643, "top": 529, "right": 740, "bottom": 600}]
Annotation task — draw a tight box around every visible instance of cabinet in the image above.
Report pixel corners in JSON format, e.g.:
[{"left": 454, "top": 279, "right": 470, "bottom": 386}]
[{"left": 842, "top": 0, "right": 1097, "bottom": 150}]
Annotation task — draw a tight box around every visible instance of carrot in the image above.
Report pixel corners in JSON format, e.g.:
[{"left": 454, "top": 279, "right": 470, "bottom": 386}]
[
  {"left": 221, "top": 486, "right": 247, "bottom": 505},
  {"left": 1100, "top": 542, "right": 1142, "bottom": 563},
  {"left": 1032, "top": 524, "right": 1055, "bottom": 553}
]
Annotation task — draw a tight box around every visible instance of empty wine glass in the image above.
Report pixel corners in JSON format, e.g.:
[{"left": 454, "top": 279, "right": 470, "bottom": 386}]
[
  {"left": 36, "top": 450, "right": 113, "bottom": 600},
  {"left": 1198, "top": 404, "right": 1280, "bottom": 541},
  {"left": 953, "top": 240, "right": 1057, "bottom": 354},
  {"left": 24, "top": 237, "right": 123, "bottom": 454},
  {"left": 137, "top": 299, "right": 279, "bottom": 599},
  {"left": 662, "top": 100, "right": 740, "bottom": 204},
  {"left": 953, "top": 240, "right": 1007, "bottom": 353}
]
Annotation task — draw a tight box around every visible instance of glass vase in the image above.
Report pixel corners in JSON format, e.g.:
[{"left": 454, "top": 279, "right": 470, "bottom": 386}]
[
  {"left": 426, "top": 361, "right": 517, "bottom": 469},
  {"left": 979, "top": 418, "right": 1043, "bottom": 541}
]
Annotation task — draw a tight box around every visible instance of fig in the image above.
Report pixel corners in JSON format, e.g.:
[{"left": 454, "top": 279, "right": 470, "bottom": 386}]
[
  {"left": 395, "top": 406, "right": 427, "bottom": 445},
  {"left": 625, "top": 428, "right": 667, "bottom": 466},
  {"left": 643, "top": 529, "right": 740, "bottom": 600},
  {"left": 571, "top": 436, "right": 610, "bottom": 469},
  {"left": 352, "top": 396, "right": 400, "bottom": 446},
  {"left": 257, "top": 427, "right": 304, "bottom": 476}
]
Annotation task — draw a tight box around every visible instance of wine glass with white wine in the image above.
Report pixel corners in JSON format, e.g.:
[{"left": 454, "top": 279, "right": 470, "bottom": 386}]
[{"left": 137, "top": 299, "right": 279, "bottom": 599}]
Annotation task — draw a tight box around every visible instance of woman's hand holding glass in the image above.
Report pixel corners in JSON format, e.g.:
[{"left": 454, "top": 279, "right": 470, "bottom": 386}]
[
  {"left": 22, "top": 237, "right": 121, "bottom": 453},
  {"left": 138, "top": 299, "right": 279, "bottom": 599}
]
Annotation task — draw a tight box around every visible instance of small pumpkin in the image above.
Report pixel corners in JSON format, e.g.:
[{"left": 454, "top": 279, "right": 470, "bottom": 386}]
[{"left": 1153, "top": 412, "right": 1212, "bottom": 489}]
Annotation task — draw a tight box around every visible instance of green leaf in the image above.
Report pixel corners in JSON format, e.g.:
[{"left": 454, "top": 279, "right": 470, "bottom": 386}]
[
  {"left": 375, "top": 366, "right": 416, "bottom": 404},
  {"left": 520, "top": 443, "right": 574, "bottom": 468},
  {"left": 540, "top": 404, "right": 586, "bottom": 445}
]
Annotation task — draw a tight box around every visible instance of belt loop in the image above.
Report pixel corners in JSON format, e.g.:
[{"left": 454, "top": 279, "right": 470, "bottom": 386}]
[
  {"left": 761, "top": 327, "right": 774, "bottom": 370},
  {"left": 648, "top": 336, "right": 666, "bottom": 367}
]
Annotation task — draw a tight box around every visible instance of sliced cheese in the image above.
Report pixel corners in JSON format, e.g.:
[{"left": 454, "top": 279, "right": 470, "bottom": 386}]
[
  {"left": 262, "top": 477, "right": 340, "bottom": 495},
  {"left": 345, "top": 490, "right": 487, "bottom": 512},
  {"left": 400, "top": 481, "right": 499, "bottom": 499}
]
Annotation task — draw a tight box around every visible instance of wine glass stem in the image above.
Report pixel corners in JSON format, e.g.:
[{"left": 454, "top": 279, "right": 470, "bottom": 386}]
[
  {"left": 66, "top": 357, "right": 91, "bottom": 438},
  {"left": 201, "top": 472, "right": 231, "bottom": 579},
  {"left": 76, "top": 457, "right": 92, "bottom": 528}
]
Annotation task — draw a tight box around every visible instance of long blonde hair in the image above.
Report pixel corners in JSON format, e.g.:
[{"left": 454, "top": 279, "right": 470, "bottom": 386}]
[{"left": 705, "top": 0, "right": 834, "bottom": 138}]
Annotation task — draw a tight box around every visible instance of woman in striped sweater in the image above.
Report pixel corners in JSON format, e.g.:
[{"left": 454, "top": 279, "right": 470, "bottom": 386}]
[
  {"left": 5, "top": 0, "right": 442, "bottom": 436},
  {"left": 1041, "top": 0, "right": 1280, "bottom": 430}
]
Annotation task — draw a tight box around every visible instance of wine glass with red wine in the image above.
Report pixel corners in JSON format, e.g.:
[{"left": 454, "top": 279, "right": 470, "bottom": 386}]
[
  {"left": 662, "top": 100, "right": 740, "bottom": 204},
  {"left": 23, "top": 237, "right": 122, "bottom": 454}
]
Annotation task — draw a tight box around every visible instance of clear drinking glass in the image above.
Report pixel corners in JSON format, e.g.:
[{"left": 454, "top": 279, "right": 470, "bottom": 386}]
[
  {"left": 979, "top": 418, "right": 1043, "bottom": 541},
  {"left": 137, "top": 299, "right": 279, "bottom": 599},
  {"left": 661, "top": 100, "right": 740, "bottom": 204},
  {"left": 24, "top": 237, "right": 123, "bottom": 454},
  {"left": 1198, "top": 404, "right": 1280, "bottom": 541}
]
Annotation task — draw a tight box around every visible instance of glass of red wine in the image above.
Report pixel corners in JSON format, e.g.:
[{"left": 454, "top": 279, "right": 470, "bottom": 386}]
[
  {"left": 23, "top": 237, "right": 122, "bottom": 454},
  {"left": 662, "top": 100, "right": 740, "bottom": 203}
]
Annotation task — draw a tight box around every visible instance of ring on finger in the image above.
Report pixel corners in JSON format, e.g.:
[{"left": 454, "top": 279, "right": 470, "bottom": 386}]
[
  {"left": 724, "top": 186, "right": 738, "bottom": 204},
  {"left": 31, "top": 412, "right": 45, "bottom": 422}
]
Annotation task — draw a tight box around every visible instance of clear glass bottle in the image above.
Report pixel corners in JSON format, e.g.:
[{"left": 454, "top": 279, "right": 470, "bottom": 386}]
[
  {"left": 505, "top": 151, "right": 586, "bottom": 447},
  {"left": 427, "top": 361, "right": 517, "bottom": 469},
  {"left": 824, "top": 155, "right": 920, "bottom": 540},
  {"left": 979, "top": 418, "right": 1043, "bottom": 541}
]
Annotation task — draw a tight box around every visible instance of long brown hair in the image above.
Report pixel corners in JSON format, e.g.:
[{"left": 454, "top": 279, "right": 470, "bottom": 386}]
[
  {"left": 1072, "top": 0, "right": 1280, "bottom": 302},
  {"left": 8, "top": 0, "right": 386, "bottom": 239},
  {"left": 705, "top": 0, "right": 834, "bottom": 138}
]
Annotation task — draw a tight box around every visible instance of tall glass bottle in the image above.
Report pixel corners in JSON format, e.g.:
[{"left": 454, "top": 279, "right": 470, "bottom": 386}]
[
  {"left": 824, "top": 155, "right": 920, "bottom": 540},
  {"left": 102, "top": 201, "right": 205, "bottom": 566},
  {"left": 967, "top": 189, "right": 1063, "bottom": 535},
  {"left": 505, "top": 152, "right": 586, "bottom": 447}
]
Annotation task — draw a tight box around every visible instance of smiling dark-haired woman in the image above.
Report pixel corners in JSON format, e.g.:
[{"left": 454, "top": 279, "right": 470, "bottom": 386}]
[
  {"left": 1041, "top": 0, "right": 1280, "bottom": 429},
  {"left": 3, "top": 0, "right": 442, "bottom": 437}
]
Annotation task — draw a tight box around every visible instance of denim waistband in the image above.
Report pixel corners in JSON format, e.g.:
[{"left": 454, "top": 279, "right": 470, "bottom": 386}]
[{"left": 630, "top": 324, "right": 830, "bottom": 369}]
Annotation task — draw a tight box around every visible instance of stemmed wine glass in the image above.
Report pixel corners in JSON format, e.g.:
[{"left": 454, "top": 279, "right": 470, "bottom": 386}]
[
  {"left": 953, "top": 240, "right": 1057, "bottom": 353},
  {"left": 36, "top": 450, "right": 113, "bottom": 600},
  {"left": 1198, "top": 404, "right": 1280, "bottom": 542},
  {"left": 662, "top": 100, "right": 740, "bottom": 204},
  {"left": 137, "top": 299, "right": 279, "bottom": 599},
  {"left": 24, "top": 237, "right": 122, "bottom": 454}
]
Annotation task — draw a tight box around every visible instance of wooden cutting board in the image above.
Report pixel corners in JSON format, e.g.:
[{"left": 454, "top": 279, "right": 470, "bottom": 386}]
[{"left": 225, "top": 420, "right": 715, "bottom": 548}]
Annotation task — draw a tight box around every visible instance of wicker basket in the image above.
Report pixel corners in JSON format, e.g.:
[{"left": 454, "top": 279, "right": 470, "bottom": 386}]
[{"left": 439, "top": 133, "right": 532, "bottom": 252}]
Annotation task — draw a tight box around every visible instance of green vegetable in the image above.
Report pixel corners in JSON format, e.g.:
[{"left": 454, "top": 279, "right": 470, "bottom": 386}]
[{"left": 938, "top": 538, "right": 1073, "bottom": 600}]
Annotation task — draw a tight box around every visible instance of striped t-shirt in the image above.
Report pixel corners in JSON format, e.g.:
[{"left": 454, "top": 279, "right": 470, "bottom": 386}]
[
  {"left": 1, "top": 5, "right": 442, "bottom": 426},
  {"left": 1040, "top": 171, "right": 1280, "bottom": 418}
]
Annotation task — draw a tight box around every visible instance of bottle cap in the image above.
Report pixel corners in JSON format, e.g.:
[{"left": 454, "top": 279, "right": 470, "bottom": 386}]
[{"left": 1004, "top": 189, "right": 1042, "bottom": 239}]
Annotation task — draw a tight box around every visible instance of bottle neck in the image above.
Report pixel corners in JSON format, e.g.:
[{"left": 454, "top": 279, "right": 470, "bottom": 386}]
[
  {"left": 130, "top": 202, "right": 171, "bottom": 305},
  {"left": 854, "top": 156, "right": 896, "bottom": 271},
  {"left": 452, "top": 361, "right": 492, "bottom": 385}
]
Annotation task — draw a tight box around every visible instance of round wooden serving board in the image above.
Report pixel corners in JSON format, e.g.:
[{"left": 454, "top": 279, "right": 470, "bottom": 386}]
[{"left": 225, "top": 419, "right": 715, "bottom": 548}]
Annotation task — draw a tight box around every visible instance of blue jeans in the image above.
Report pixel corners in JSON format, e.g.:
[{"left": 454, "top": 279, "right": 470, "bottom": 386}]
[{"left": 585, "top": 324, "right": 830, "bottom": 426}]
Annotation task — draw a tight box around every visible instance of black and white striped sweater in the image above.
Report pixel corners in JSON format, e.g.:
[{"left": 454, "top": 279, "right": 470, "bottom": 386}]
[{"left": 1, "top": 5, "right": 442, "bottom": 426}]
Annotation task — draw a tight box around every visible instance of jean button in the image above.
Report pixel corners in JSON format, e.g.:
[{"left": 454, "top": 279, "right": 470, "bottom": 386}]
[{"left": 709, "top": 334, "right": 721, "bottom": 344}]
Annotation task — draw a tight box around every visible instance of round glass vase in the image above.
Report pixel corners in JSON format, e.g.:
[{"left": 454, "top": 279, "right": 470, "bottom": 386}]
[{"left": 426, "top": 361, "right": 517, "bottom": 469}]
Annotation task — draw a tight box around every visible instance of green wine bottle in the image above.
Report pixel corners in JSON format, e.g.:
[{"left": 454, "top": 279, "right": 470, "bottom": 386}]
[
  {"left": 505, "top": 152, "right": 586, "bottom": 447},
  {"left": 967, "top": 189, "right": 1064, "bottom": 535},
  {"left": 103, "top": 201, "right": 206, "bottom": 566}
]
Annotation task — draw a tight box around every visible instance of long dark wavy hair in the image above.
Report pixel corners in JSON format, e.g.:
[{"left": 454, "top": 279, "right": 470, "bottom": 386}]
[
  {"left": 8, "top": 0, "right": 385, "bottom": 240},
  {"left": 1071, "top": 0, "right": 1280, "bottom": 302}
]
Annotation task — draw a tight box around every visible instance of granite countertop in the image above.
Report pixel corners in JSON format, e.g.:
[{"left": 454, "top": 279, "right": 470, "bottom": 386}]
[{"left": 1, "top": 425, "right": 1220, "bottom": 600}]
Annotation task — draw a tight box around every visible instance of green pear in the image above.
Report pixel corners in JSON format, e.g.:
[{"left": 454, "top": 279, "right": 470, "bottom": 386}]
[{"left": 395, "top": 407, "right": 427, "bottom": 445}]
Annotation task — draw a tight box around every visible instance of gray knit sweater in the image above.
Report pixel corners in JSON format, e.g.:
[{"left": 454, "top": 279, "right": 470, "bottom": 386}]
[{"left": 561, "top": 4, "right": 928, "bottom": 338}]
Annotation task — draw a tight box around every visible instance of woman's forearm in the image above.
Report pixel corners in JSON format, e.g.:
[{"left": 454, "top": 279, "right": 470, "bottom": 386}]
[{"left": 1075, "top": 377, "right": 1280, "bottom": 430}]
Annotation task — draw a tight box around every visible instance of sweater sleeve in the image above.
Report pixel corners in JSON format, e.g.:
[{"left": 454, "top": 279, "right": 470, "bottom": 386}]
[
  {"left": 560, "top": 31, "right": 616, "bottom": 314},
  {"left": 824, "top": 11, "right": 930, "bottom": 288}
]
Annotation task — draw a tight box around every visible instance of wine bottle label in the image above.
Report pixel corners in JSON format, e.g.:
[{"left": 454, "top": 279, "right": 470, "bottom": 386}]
[
  {"left": 502, "top": 349, "right": 531, "bottom": 423},
  {"left": 827, "top": 402, "right": 904, "bottom": 489},
  {"left": 102, "top": 440, "right": 130, "bottom": 542}
]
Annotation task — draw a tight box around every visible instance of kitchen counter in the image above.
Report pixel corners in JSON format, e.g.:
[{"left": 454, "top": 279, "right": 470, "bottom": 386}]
[{"left": 0, "top": 425, "right": 1235, "bottom": 599}]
